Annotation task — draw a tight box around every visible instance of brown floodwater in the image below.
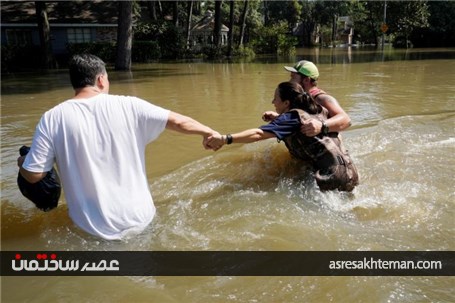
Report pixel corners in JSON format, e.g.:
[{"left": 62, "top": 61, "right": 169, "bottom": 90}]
[{"left": 1, "top": 47, "right": 454, "bottom": 302}]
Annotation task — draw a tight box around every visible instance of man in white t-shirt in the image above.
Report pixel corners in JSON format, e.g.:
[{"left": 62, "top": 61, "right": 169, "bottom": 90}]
[{"left": 18, "top": 54, "right": 221, "bottom": 240}]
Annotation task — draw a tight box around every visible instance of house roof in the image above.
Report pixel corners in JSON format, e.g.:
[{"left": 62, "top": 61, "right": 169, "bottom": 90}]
[
  {"left": 191, "top": 11, "right": 229, "bottom": 33},
  {"left": 1, "top": 1, "right": 118, "bottom": 24}
]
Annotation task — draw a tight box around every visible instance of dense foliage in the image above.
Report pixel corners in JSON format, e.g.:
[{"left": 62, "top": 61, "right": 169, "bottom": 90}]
[
  {"left": 2, "top": 0, "right": 454, "bottom": 71},
  {"left": 120, "top": 0, "right": 455, "bottom": 60}
]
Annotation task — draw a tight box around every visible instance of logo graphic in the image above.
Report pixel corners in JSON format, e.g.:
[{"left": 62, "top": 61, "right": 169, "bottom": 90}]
[{"left": 12, "top": 253, "right": 119, "bottom": 272}]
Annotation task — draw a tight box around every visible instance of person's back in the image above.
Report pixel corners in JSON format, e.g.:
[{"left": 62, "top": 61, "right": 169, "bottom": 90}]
[
  {"left": 282, "top": 108, "right": 359, "bottom": 192},
  {"left": 27, "top": 93, "right": 169, "bottom": 239},
  {"left": 20, "top": 54, "right": 172, "bottom": 239}
]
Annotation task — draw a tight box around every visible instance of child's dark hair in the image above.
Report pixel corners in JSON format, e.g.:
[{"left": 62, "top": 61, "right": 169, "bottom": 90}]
[{"left": 277, "top": 81, "right": 322, "bottom": 114}]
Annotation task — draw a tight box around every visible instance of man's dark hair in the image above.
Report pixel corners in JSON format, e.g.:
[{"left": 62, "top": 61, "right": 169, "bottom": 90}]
[{"left": 69, "top": 54, "right": 106, "bottom": 89}]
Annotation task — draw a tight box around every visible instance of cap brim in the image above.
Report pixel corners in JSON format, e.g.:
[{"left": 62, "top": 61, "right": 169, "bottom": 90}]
[{"left": 284, "top": 66, "right": 298, "bottom": 73}]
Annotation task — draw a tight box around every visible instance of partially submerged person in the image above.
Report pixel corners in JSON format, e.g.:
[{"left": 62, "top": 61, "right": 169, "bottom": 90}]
[
  {"left": 18, "top": 54, "right": 220, "bottom": 240},
  {"left": 207, "top": 81, "right": 359, "bottom": 192},
  {"left": 283, "top": 60, "right": 352, "bottom": 137}
]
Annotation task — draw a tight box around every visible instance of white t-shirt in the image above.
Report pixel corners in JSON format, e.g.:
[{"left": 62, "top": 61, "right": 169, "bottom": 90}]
[{"left": 23, "top": 94, "right": 170, "bottom": 240}]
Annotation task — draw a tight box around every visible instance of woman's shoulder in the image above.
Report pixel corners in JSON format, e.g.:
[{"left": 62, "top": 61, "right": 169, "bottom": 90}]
[
  {"left": 282, "top": 110, "right": 301, "bottom": 118},
  {"left": 273, "top": 111, "right": 301, "bottom": 125},
  {"left": 288, "top": 108, "right": 328, "bottom": 121},
  {"left": 285, "top": 109, "right": 306, "bottom": 120}
]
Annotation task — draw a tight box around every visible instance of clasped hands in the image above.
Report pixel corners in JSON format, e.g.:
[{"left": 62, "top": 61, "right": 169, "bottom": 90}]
[
  {"left": 203, "top": 132, "right": 225, "bottom": 151},
  {"left": 203, "top": 111, "right": 279, "bottom": 151}
]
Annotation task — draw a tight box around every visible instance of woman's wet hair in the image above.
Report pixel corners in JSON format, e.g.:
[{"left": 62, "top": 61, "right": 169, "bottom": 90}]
[
  {"left": 69, "top": 54, "right": 106, "bottom": 89},
  {"left": 277, "top": 81, "right": 322, "bottom": 114}
]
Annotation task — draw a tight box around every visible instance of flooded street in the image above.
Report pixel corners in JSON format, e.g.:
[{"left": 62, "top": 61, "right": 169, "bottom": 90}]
[{"left": 1, "top": 47, "right": 454, "bottom": 302}]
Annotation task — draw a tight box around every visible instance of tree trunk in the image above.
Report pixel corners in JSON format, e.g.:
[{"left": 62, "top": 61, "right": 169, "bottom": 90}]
[
  {"left": 239, "top": 0, "right": 248, "bottom": 46},
  {"left": 213, "top": 0, "right": 222, "bottom": 47},
  {"left": 173, "top": 1, "right": 179, "bottom": 27},
  {"left": 35, "top": 1, "right": 54, "bottom": 69},
  {"left": 148, "top": 0, "right": 157, "bottom": 21},
  {"left": 331, "top": 14, "right": 338, "bottom": 46},
  {"left": 227, "top": 0, "right": 235, "bottom": 57},
  {"left": 369, "top": 19, "right": 378, "bottom": 47},
  {"left": 193, "top": 1, "right": 201, "bottom": 14},
  {"left": 185, "top": 1, "right": 193, "bottom": 49},
  {"left": 367, "top": 9, "right": 378, "bottom": 47},
  {"left": 115, "top": 1, "right": 133, "bottom": 70},
  {"left": 157, "top": 1, "right": 163, "bottom": 17},
  {"left": 302, "top": 21, "right": 315, "bottom": 47},
  {"left": 263, "top": 0, "right": 269, "bottom": 26}
]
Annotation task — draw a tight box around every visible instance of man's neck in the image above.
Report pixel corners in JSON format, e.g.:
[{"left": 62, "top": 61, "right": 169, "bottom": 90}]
[
  {"left": 73, "top": 86, "right": 104, "bottom": 99},
  {"left": 303, "top": 83, "right": 317, "bottom": 93}
]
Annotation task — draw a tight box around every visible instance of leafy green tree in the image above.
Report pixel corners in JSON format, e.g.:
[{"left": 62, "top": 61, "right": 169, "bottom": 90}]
[
  {"left": 410, "top": 1, "right": 455, "bottom": 47},
  {"left": 426, "top": 1, "right": 455, "bottom": 46},
  {"left": 262, "top": 0, "right": 302, "bottom": 26},
  {"left": 346, "top": 1, "right": 429, "bottom": 48},
  {"left": 312, "top": 0, "right": 350, "bottom": 46},
  {"left": 386, "top": 1, "right": 429, "bottom": 47},
  {"left": 297, "top": 1, "right": 316, "bottom": 47},
  {"left": 427, "top": 1, "right": 455, "bottom": 33},
  {"left": 343, "top": 0, "right": 369, "bottom": 45},
  {"left": 251, "top": 20, "right": 295, "bottom": 54}
]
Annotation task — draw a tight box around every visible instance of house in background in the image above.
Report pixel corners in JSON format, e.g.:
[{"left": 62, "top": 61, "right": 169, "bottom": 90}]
[
  {"left": 291, "top": 15, "right": 354, "bottom": 47},
  {"left": 189, "top": 10, "right": 229, "bottom": 51},
  {"left": 1, "top": 1, "right": 230, "bottom": 70},
  {"left": 338, "top": 16, "right": 354, "bottom": 46},
  {"left": 1, "top": 1, "right": 118, "bottom": 56}
]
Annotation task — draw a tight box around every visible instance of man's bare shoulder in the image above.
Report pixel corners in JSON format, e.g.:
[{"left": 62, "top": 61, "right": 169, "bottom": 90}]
[{"left": 316, "top": 92, "right": 338, "bottom": 106}]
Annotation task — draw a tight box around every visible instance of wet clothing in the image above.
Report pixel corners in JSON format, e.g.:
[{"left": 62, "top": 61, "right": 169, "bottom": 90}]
[
  {"left": 259, "top": 109, "right": 359, "bottom": 192},
  {"left": 22, "top": 94, "right": 170, "bottom": 239},
  {"left": 18, "top": 145, "right": 61, "bottom": 211},
  {"left": 259, "top": 111, "right": 301, "bottom": 140}
]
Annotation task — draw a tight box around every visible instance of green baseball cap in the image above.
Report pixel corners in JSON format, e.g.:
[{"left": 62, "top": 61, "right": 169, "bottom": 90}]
[{"left": 284, "top": 60, "right": 319, "bottom": 80}]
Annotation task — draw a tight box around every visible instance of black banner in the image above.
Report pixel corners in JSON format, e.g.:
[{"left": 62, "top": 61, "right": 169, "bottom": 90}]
[{"left": 1, "top": 251, "right": 453, "bottom": 276}]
